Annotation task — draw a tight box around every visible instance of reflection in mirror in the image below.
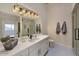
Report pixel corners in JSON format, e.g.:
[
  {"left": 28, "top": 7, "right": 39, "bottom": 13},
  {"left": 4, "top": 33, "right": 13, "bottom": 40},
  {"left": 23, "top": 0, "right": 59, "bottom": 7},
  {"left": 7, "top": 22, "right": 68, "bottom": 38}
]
[
  {"left": 0, "top": 11, "right": 19, "bottom": 38},
  {"left": 22, "top": 17, "right": 36, "bottom": 36},
  {"left": 0, "top": 11, "right": 37, "bottom": 39}
]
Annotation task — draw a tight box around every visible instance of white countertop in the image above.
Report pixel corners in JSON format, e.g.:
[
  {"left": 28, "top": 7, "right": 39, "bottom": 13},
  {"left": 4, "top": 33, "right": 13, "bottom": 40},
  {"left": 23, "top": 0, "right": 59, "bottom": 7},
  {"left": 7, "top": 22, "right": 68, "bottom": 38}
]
[{"left": 0, "top": 34, "right": 48, "bottom": 56}]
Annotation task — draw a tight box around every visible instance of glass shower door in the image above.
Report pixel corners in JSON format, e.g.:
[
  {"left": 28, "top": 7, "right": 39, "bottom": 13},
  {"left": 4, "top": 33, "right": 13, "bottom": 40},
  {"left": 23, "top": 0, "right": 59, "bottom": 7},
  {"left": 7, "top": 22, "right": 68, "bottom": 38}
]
[
  {"left": 73, "top": 10, "right": 77, "bottom": 55},
  {"left": 73, "top": 3, "right": 79, "bottom": 56},
  {"left": 76, "top": 6, "right": 79, "bottom": 56}
]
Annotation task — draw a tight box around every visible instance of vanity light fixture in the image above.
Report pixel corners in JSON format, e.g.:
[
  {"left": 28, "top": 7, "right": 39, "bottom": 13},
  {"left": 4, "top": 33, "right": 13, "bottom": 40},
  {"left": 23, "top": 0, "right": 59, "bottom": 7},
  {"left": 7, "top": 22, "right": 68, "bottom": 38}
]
[
  {"left": 12, "top": 5, "right": 20, "bottom": 12},
  {"left": 12, "top": 4, "right": 39, "bottom": 19}
]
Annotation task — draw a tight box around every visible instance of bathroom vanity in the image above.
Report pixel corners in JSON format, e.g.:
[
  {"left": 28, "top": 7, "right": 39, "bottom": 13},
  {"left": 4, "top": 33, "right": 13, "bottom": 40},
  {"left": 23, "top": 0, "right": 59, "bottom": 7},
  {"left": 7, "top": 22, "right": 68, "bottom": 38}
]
[{"left": 0, "top": 35, "right": 49, "bottom": 56}]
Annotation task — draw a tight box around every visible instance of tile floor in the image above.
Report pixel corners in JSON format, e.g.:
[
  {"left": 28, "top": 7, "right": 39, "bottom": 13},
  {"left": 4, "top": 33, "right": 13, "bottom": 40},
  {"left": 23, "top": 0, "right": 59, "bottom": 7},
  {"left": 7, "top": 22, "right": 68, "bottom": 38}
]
[{"left": 46, "top": 44, "right": 75, "bottom": 56}]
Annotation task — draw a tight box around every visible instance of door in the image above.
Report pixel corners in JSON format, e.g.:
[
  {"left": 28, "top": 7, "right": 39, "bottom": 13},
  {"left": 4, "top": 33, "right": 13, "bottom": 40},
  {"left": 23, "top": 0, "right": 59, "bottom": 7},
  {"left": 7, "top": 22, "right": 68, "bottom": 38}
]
[
  {"left": 76, "top": 6, "right": 79, "bottom": 56},
  {"left": 73, "top": 4, "right": 79, "bottom": 56},
  {"left": 73, "top": 10, "right": 77, "bottom": 55}
]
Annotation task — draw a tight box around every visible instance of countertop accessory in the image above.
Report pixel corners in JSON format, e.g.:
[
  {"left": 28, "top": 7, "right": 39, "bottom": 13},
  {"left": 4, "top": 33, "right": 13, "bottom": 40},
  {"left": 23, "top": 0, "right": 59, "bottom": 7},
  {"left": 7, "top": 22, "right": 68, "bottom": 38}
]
[{"left": 3, "top": 38, "right": 18, "bottom": 50}]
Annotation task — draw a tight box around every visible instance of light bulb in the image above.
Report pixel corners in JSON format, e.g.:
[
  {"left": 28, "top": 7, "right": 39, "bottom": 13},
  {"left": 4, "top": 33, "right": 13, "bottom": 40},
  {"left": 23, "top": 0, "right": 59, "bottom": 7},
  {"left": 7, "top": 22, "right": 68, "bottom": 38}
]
[
  {"left": 30, "top": 12, "right": 34, "bottom": 19},
  {"left": 34, "top": 14, "right": 39, "bottom": 19},
  {"left": 23, "top": 11, "right": 31, "bottom": 18},
  {"left": 19, "top": 9, "right": 26, "bottom": 15},
  {"left": 22, "top": 9, "right": 26, "bottom": 13},
  {"left": 15, "top": 6, "right": 20, "bottom": 11},
  {"left": 23, "top": 10, "right": 27, "bottom": 16},
  {"left": 31, "top": 13, "right": 34, "bottom": 16},
  {"left": 27, "top": 11, "right": 31, "bottom": 18}
]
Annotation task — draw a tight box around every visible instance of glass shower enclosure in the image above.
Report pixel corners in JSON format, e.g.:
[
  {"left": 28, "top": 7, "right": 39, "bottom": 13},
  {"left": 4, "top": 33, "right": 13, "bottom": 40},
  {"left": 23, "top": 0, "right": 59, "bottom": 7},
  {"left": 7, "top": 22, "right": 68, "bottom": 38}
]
[{"left": 72, "top": 3, "right": 79, "bottom": 56}]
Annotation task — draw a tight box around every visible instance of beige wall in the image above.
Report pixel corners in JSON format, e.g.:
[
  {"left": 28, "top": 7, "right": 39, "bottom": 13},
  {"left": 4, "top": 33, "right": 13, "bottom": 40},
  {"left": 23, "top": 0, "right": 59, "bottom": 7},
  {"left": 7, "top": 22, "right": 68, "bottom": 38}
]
[{"left": 47, "top": 3, "right": 74, "bottom": 48}]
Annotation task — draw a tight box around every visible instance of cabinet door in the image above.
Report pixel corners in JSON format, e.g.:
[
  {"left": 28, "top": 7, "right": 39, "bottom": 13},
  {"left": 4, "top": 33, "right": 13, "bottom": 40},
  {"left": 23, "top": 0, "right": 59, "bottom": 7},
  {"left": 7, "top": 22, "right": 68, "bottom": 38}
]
[
  {"left": 28, "top": 43, "right": 39, "bottom": 56},
  {"left": 40, "top": 39, "right": 49, "bottom": 56},
  {"left": 13, "top": 48, "right": 28, "bottom": 56},
  {"left": 28, "top": 38, "right": 49, "bottom": 56}
]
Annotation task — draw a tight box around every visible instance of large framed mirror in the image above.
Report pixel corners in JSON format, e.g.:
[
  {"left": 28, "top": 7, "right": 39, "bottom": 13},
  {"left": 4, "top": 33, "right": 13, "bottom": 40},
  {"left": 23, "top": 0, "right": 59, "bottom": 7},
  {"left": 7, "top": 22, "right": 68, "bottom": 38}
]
[{"left": 0, "top": 3, "right": 40, "bottom": 40}]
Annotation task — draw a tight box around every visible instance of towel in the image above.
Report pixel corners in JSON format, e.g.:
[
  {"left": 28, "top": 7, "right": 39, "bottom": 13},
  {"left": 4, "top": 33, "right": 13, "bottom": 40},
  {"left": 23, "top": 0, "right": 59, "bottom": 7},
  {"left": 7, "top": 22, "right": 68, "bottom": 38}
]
[
  {"left": 56, "top": 22, "right": 60, "bottom": 34},
  {"left": 62, "top": 21, "right": 67, "bottom": 34}
]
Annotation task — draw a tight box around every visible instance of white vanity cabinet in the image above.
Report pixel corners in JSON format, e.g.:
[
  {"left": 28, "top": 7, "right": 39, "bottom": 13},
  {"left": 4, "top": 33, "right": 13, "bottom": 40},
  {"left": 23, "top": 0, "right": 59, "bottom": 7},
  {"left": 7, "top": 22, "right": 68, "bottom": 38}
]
[
  {"left": 0, "top": 35, "right": 49, "bottom": 56},
  {"left": 28, "top": 43, "right": 39, "bottom": 56},
  {"left": 13, "top": 48, "right": 28, "bottom": 56},
  {"left": 28, "top": 37, "right": 49, "bottom": 56}
]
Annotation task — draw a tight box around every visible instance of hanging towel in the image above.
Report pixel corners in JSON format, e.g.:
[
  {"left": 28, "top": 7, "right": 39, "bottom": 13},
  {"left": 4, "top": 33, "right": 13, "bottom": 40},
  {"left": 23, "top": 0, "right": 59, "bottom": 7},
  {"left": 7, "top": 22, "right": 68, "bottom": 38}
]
[
  {"left": 62, "top": 21, "right": 67, "bottom": 34},
  {"left": 56, "top": 22, "right": 60, "bottom": 34}
]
